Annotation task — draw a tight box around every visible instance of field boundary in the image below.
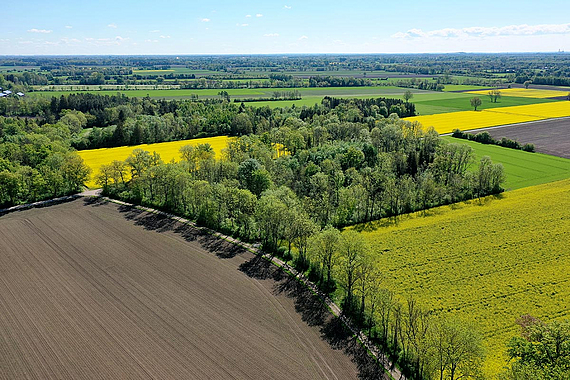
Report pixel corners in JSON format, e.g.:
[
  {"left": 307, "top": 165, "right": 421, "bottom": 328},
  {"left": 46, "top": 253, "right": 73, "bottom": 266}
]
[
  {"left": 99, "top": 195, "right": 405, "bottom": 380},
  {"left": 440, "top": 115, "right": 570, "bottom": 136},
  {"left": 1, "top": 191, "right": 405, "bottom": 379},
  {"left": 0, "top": 194, "right": 81, "bottom": 215}
]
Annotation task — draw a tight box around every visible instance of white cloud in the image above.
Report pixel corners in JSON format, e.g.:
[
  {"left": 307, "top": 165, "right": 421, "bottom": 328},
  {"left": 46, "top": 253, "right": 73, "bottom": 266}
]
[
  {"left": 238, "top": 23, "right": 249, "bottom": 27},
  {"left": 245, "top": 14, "right": 251, "bottom": 18},
  {"left": 284, "top": 5, "right": 292, "bottom": 9},
  {"left": 149, "top": 29, "right": 160, "bottom": 33},
  {"left": 84, "top": 36, "right": 127, "bottom": 46},
  {"left": 60, "top": 37, "right": 80, "bottom": 44},
  {"left": 256, "top": 14, "right": 263, "bottom": 17},
  {"left": 65, "top": 25, "right": 72, "bottom": 29},
  {"left": 392, "top": 23, "right": 570, "bottom": 39},
  {"left": 107, "top": 23, "right": 117, "bottom": 28},
  {"left": 28, "top": 28, "right": 52, "bottom": 34},
  {"left": 264, "top": 33, "right": 279, "bottom": 37},
  {"left": 201, "top": 18, "right": 210, "bottom": 22},
  {"left": 298, "top": 35, "right": 308, "bottom": 40},
  {"left": 160, "top": 35, "right": 171, "bottom": 39}
]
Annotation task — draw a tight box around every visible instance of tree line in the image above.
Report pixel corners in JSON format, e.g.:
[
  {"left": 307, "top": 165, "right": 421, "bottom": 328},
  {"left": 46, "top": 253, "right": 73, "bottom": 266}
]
[
  {"left": 0, "top": 117, "right": 90, "bottom": 208},
  {"left": 95, "top": 120, "right": 497, "bottom": 378},
  {"left": 0, "top": 94, "right": 418, "bottom": 151},
  {"left": 452, "top": 130, "right": 535, "bottom": 152}
]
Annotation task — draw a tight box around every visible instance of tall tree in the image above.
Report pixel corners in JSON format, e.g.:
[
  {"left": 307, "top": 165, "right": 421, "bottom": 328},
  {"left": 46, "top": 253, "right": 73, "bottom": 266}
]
[
  {"left": 309, "top": 225, "right": 341, "bottom": 285},
  {"left": 429, "top": 317, "right": 485, "bottom": 380},
  {"left": 336, "top": 229, "right": 367, "bottom": 310},
  {"left": 506, "top": 315, "right": 570, "bottom": 380},
  {"left": 470, "top": 97, "right": 482, "bottom": 111}
]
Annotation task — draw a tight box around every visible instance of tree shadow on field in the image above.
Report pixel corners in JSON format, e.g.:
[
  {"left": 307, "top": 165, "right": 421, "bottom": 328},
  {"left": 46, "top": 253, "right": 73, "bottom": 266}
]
[
  {"left": 82, "top": 197, "right": 110, "bottom": 208},
  {"left": 84, "top": 198, "right": 247, "bottom": 259},
  {"left": 321, "top": 318, "right": 390, "bottom": 380},
  {"left": 84, "top": 197, "right": 387, "bottom": 378},
  {"left": 239, "top": 254, "right": 388, "bottom": 380},
  {"left": 239, "top": 255, "right": 288, "bottom": 281}
]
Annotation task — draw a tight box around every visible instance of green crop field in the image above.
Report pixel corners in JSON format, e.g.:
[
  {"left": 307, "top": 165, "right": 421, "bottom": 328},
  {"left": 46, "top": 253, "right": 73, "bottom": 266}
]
[
  {"left": 243, "top": 69, "right": 392, "bottom": 77},
  {"left": 30, "top": 88, "right": 269, "bottom": 99},
  {"left": 28, "top": 85, "right": 551, "bottom": 115},
  {"left": 442, "top": 84, "right": 491, "bottom": 92},
  {"left": 0, "top": 65, "right": 41, "bottom": 72},
  {"left": 414, "top": 95, "right": 555, "bottom": 115},
  {"left": 441, "top": 136, "right": 570, "bottom": 190},
  {"left": 29, "top": 86, "right": 435, "bottom": 102},
  {"left": 132, "top": 68, "right": 221, "bottom": 76}
]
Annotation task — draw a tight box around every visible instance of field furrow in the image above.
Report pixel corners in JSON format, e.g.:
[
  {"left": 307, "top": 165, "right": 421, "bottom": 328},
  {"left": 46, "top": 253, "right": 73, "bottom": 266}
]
[{"left": 0, "top": 199, "right": 362, "bottom": 380}]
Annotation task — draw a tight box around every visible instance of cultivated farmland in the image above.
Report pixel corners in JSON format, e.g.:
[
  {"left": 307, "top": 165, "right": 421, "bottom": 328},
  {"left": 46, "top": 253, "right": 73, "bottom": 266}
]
[
  {"left": 406, "top": 101, "right": 570, "bottom": 134},
  {"left": 465, "top": 118, "right": 570, "bottom": 159},
  {"left": 78, "top": 136, "right": 232, "bottom": 188},
  {"left": 0, "top": 199, "right": 371, "bottom": 380},
  {"left": 354, "top": 178, "right": 570, "bottom": 376},
  {"left": 465, "top": 88, "right": 570, "bottom": 98}
]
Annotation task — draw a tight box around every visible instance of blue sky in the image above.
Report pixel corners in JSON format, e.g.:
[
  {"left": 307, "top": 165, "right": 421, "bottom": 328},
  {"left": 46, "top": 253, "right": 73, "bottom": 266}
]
[{"left": 2, "top": 0, "right": 569, "bottom": 55}]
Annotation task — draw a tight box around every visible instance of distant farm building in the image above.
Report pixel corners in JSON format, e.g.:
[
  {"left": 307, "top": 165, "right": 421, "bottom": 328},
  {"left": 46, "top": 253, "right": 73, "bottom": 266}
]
[{"left": 0, "top": 90, "right": 25, "bottom": 98}]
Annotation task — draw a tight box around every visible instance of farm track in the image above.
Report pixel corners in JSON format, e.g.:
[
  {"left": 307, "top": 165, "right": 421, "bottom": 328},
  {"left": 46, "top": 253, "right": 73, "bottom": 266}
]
[
  {"left": 0, "top": 198, "right": 391, "bottom": 380},
  {"left": 465, "top": 117, "right": 570, "bottom": 159}
]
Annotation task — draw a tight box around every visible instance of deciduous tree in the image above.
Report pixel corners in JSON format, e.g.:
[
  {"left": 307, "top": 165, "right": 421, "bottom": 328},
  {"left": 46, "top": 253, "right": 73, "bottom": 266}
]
[{"left": 470, "top": 97, "right": 482, "bottom": 111}]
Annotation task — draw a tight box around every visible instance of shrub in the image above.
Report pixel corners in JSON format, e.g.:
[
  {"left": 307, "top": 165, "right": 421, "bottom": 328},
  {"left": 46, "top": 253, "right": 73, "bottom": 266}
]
[{"left": 522, "top": 143, "right": 536, "bottom": 152}]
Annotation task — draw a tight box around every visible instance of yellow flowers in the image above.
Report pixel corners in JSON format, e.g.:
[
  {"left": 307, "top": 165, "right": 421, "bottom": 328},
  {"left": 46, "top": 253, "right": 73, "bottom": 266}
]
[
  {"left": 465, "top": 88, "right": 570, "bottom": 98},
  {"left": 406, "top": 101, "right": 570, "bottom": 134},
  {"left": 78, "top": 136, "right": 231, "bottom": 188},
  {"left": 355, "top": 178, "right": 570, "bottom": 376}
]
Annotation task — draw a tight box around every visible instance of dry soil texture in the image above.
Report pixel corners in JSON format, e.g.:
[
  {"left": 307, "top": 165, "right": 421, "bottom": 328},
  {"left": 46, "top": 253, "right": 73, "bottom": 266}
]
[
  {"left": 468, "top": 117, "right": 570, "bottom": 159},
  {"left": 0, "top": 199, "right": 381, "bottom": 380}
]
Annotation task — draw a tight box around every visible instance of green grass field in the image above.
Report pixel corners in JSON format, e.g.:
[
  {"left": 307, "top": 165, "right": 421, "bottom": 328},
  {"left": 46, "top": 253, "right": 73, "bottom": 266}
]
[
  {"left": 29, "top": 85, "right": 552, "bottom": 115},
  {"left": 29, "top": 86, "right": 433, "bottom": 102},
  {"left": 243, "top": 69, "right": 392, "bottom": 77},
  {"left": 442, "top": 84, "right": 491, "bottom": 92},
  {"left": 0, "top": 65, "right": 41, "bottom": 72},
  {"left": 442, "top": 136, "right": 570, "bottom": 190},
  {"left": 414, "top": 95, "right": 555, "bottom": 115},
  {"left": 132, "top": 67, "right": 221, "bottom": 76}
]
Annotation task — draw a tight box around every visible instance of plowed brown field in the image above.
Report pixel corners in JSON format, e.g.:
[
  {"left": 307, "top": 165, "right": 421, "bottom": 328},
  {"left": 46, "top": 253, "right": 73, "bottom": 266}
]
[{"left": 0, "top": 199, "right": 375, "bottom": 380}]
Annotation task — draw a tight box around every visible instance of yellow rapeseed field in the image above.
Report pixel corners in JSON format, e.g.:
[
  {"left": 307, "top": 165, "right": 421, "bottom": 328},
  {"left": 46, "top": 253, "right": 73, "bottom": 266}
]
[
  {"left": 465, "top": 88, "right": 570, "bottom": 98},
  {"left": 355, "top": 178, "right": 570, "bottom": 376},
  {"left": 78, "top": 136, "right": 232, "bottom": 188},
  {"left": 406, "top": 101, "right": 570, "bottom": 134}
]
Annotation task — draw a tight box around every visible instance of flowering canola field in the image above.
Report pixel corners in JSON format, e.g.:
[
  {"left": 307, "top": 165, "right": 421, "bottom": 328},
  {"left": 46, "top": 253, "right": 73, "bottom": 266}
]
[
  {"left": 406, "top": 101, "right": 570, "bottom": 134},
  {"left": 465, "top": 88, "right": 570, "bottom": 99},
  {"left": 78, "top": 136, "right": 231, "bottom": 188},
  {"left": 356, "top": 178, "right": 570, "bottom": 376}
]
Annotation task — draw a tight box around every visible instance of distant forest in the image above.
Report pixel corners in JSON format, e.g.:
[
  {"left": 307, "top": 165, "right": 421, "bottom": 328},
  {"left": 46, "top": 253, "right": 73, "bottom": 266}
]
[{"left": 2, "top": 53, "right": 570, "bottom": 91}]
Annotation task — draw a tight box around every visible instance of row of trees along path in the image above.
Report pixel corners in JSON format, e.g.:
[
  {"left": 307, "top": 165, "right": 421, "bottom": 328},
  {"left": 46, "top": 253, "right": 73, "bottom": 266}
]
[
  {"left": 83, "top": 190, "right": 406, "bottom": 380},
  {"left": 1, "top": 189, "right": 405, "bottom": 379}
]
